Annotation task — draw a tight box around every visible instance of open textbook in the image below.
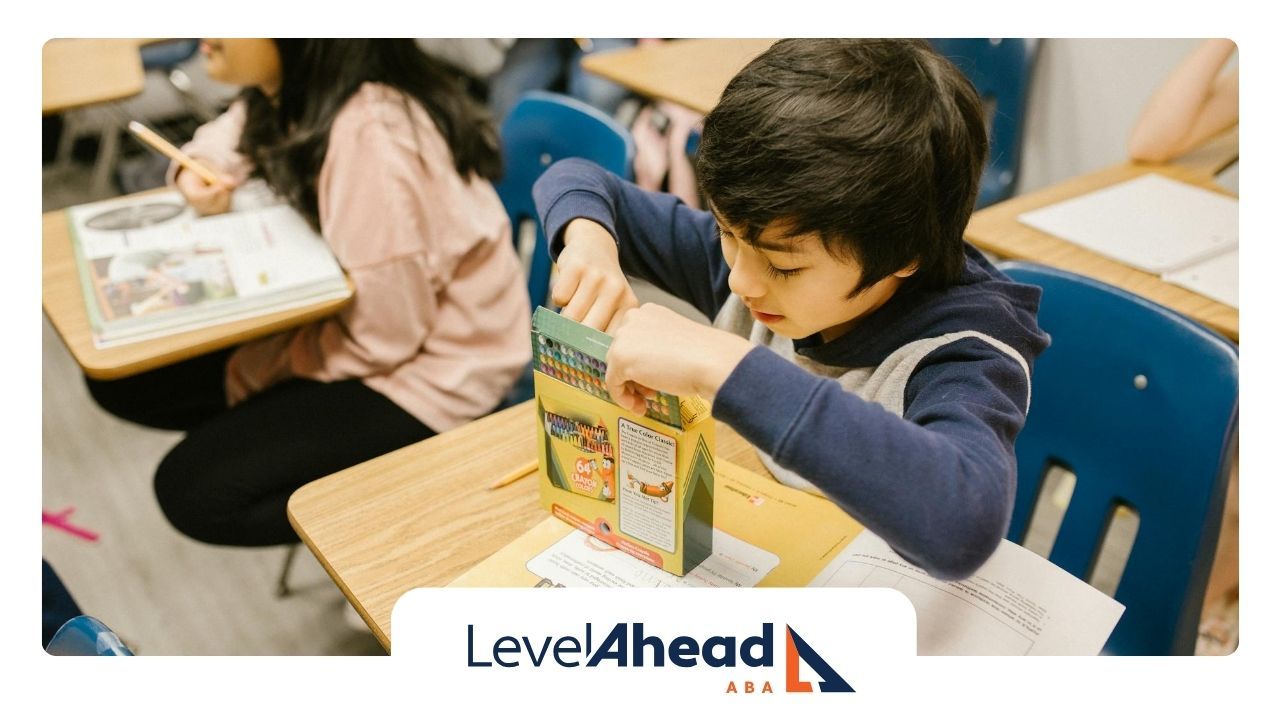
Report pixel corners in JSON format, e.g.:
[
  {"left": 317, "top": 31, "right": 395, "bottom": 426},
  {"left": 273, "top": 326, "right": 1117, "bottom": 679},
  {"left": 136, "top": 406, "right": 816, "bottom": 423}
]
[
  {"left": 1018, "top": 173, "right": 1238, "bottom": 308},
  {"left": 65, "top": 185, "right": 351, "bottom": 348},
  {"left": 452, "top": 460, "right": 1124, "bottom": 655}
]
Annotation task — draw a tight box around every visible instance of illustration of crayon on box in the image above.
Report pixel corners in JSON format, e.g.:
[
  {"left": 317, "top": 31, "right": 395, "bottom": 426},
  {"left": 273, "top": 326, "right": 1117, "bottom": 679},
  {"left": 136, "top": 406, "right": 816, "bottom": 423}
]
[{"left": 532, "top": 306, "right": 714, "bottom": 576}]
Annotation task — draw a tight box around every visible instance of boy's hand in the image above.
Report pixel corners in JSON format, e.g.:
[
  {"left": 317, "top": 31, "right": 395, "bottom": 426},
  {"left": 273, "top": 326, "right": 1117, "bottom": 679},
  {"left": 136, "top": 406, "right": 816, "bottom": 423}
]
[
  {"left": 176, "top": 165, "right": 238, "bottom": 216},
  {"left": 552, "top": 218, "right": 639, "bottom": 334},
  {"left": 604, "top": 303, "right": 752, "bottom": 414}
]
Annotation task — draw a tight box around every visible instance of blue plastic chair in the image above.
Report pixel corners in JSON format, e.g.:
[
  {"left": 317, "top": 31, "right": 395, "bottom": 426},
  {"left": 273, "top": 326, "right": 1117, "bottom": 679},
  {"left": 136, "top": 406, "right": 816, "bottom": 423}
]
[
  {"left": 47, "top": 616, "right": 134, "bottom": 656},
  {"left": 929, "top": 39, "right": 1039, "bottom": 208},
  {"left": 495, "top": 90, "right": 635, "bottom": 311},
  {"left": 1000, "top": 262, "right": 1238, "bottom": 655},
  {"left": 139, "top": 39, "right": 200, "bottom": 70}
]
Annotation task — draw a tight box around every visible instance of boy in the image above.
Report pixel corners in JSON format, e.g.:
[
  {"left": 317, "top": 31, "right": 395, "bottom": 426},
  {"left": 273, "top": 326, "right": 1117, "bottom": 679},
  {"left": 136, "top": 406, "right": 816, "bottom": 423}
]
[{"left": 532, "top": 39, "right": 1048, "bottom": 580}]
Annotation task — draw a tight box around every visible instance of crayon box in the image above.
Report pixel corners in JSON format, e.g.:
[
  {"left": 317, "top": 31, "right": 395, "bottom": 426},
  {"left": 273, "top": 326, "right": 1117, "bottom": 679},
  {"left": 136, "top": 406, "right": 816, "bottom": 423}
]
[{"left": 531, "top": 307, "right": 714, "bottom": 576}]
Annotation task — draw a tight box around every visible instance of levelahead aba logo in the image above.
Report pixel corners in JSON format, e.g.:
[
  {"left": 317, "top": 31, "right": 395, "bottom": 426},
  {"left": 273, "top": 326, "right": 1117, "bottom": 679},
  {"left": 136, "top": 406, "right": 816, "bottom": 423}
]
[
  {"left": 464, "top": 620, "right": 854, "bottom": 694},
  {"left": 783, "top": 624, "right": 854, "bottom": 693},
  {"left": 394, "top": 587, "right": 914, "bottom": 705}
]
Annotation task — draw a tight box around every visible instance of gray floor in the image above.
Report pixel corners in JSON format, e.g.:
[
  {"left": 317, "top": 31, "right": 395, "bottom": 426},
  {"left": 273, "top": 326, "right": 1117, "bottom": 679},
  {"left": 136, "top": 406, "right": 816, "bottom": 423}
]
[{"left": 42, "top": 316, "right": 384, "bottom": 655}]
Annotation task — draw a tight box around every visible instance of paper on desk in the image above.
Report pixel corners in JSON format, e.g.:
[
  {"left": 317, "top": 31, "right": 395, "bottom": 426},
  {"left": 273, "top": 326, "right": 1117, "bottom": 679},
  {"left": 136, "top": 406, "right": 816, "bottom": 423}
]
[
  {"left": 526, "top": 527, "right": 779, "bottom": 588},
  {"left": 1162, "top": 248, "right": 1238, "bottom": 308},
  {"left": 809, "top": 532, "right": 1124, "bottom": 655},
  {"left": 448, "top": 459, "right": 859, "bottom": 588},
  {"left": 1018, "top": 173, "right": 1237, "bottom": 274}
]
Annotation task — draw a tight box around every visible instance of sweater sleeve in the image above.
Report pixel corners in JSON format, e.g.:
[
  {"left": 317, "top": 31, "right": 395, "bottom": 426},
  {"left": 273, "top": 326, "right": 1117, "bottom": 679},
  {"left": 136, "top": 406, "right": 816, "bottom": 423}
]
[
  {"left": 224, "top": 102, "right": 443, "bottom": 402},
  {"left": 712, "top": 337, "right": 1030, "bottom": 580},
  {"left": 533, "top": 157, "right": 731, "bottom": 320},
  {"left": 165, "top": 100, "right": 254, "bottom": 186}
]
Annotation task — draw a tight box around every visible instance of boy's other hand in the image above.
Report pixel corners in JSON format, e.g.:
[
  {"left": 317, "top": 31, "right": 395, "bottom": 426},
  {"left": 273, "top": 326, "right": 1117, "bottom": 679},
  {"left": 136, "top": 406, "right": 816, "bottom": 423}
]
[
  {"left": 553, "top": 218, "right": 639, "bottom": 334},
  {"left": 176, "top": 165, "right": 238, "bottom": 217},
  {"left": 605, "top": 303, "right": 752, "bottom": 413}
]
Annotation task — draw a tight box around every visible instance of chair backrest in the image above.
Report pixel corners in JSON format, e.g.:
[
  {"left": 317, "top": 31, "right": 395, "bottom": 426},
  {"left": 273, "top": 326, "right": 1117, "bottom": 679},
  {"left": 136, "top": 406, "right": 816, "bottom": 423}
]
[
  {"left": 1000, "top": 262, "right": 1238, "bottom": 655},
  {"left": 140, "top": 39, "right": 200, "bottom": 71},
  {"left": 495, "top": 91, "right": 635, "bottom": 310},
  {"left": 929, "top": 39, "right": 1039, "bottom": 208},
  {"left": 46, "top": 615, "right": 134, "bottom": 656}
]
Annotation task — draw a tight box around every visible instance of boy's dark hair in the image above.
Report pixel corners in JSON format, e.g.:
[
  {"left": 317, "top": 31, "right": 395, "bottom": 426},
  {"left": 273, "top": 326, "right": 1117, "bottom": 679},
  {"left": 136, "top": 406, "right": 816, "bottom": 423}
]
[{"left": 697, "top": 39, "right": 988, "bottom": 294}]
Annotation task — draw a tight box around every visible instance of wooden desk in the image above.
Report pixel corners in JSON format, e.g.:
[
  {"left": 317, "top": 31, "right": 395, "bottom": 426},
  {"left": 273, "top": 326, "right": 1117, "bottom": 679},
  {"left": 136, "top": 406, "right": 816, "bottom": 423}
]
[
  {"left": 965, "top": 136, "right": 1239, "bottom": 342},
  {"left": 580, "top": 39, "right": 776, "bottom": 114},
  {"left": 42, "top": 39, "right": 146, "bottom": 115},
  {"left": 288, "top": 399, "right": 770, "bottom": 651},
  {"left": 42, "top": 196, "right": 355, "bottom": 380}
]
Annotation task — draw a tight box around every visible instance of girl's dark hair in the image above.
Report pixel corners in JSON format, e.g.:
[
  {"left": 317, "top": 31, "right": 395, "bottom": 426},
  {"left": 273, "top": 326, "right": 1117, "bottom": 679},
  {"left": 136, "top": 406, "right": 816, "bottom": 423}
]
[
  {"left": 237, "top": 39, "right": 502, "bottom": 230},
  {"left": 697, "top": 39, "right": 988, "bottom": 295}
]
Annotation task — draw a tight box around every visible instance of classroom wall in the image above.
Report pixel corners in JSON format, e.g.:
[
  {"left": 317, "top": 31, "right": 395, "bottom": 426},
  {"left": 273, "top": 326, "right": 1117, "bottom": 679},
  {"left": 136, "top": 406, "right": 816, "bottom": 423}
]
[{"left": 1017, "top": 38, "right": 1207, "bottom": 194}]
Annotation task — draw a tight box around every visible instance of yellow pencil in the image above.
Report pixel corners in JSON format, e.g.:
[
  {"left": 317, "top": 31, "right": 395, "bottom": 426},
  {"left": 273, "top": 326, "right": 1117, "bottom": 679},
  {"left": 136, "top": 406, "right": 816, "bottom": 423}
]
[
  {"left": 127, "top": 120, "right": 223, "bottom": 186},
  {"left": 489, "top": 459, "right": 539, "bottom": 490}
]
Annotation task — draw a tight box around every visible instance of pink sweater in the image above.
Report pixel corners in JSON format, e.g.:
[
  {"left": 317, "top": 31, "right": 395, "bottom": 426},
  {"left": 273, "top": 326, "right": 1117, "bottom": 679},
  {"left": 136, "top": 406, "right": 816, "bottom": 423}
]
[{"left": 176, "top": 83, "right": 531, "bottom": 431}]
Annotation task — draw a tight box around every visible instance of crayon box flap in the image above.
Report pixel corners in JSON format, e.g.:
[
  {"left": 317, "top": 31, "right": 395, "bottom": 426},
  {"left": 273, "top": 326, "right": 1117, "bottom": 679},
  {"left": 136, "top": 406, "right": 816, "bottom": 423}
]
[{"left": 532, "top": 307, "right": 706, "bottom": 429}]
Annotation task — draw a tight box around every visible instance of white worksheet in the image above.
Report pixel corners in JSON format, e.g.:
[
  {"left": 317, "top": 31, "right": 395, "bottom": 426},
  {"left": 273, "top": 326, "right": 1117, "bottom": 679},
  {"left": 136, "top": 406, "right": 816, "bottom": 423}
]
[
  {"left": 526, "top": 528, "right": 779, "bottom": 589},
  {"left": 1018, "top": 173, "right": 1237, "bottom": 274},
  {"left": 809, "top": 532, "right": 1125, "bottom": 655}
]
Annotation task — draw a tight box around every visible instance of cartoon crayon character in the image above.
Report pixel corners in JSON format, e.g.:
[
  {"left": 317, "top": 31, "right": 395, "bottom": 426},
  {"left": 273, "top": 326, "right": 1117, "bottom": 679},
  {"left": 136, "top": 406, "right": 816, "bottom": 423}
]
[
  {"left": 628, "top": 473, "right": 674, "bottom": 502},
  {"left": 598, "top": 458, "right": 616, "bottom": 500}
]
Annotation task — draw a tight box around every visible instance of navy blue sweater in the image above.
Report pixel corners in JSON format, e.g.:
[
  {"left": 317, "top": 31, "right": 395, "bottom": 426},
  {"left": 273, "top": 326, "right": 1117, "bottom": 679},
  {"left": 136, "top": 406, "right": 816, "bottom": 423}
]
[{"left": 534, "top": 158, "right": 1049, "bottom": 580}]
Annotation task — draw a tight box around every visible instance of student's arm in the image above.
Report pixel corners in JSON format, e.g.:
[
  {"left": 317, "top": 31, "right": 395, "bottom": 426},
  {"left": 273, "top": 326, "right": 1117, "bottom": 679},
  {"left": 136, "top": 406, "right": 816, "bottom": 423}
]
[
  {"left": 534, "top": 158, "right": 731, "bottom": 321},
  {"left": 714, "top": 339, "right": 1029, "bottom": 581},
  {"left": 1128, "top": 39, "right": 1239, "bottom": 164},
  {"left": 168, "top": 100, "right": 252, "bottom": 216},
  {"left": 224, "top": 108, "right": 447, "bottom": 401}
]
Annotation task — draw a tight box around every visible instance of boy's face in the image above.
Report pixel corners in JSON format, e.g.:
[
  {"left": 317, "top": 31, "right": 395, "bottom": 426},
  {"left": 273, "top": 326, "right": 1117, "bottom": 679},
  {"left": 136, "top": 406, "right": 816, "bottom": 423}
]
[{"left": 714, "top": 213, "right": 914, "bottom": 343}]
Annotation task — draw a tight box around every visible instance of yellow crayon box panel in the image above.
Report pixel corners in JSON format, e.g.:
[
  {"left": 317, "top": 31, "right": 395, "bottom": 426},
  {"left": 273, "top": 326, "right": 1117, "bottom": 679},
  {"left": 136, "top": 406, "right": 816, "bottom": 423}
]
[{"left": 532, "top": 307, "right": 714, "bottom": 576}]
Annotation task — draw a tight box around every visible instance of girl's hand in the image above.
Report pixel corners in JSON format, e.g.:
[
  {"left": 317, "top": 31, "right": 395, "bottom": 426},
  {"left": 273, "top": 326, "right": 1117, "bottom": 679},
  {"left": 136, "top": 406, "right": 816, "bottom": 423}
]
[
  {"left": 176, "top": 165, "right": 238, "bottom": 216},
  {"left": 551, "top": 218, "right": 639, "bottom": 333},
  {"left": 604, "top": 303, "right": 752, "bottom": 413}
]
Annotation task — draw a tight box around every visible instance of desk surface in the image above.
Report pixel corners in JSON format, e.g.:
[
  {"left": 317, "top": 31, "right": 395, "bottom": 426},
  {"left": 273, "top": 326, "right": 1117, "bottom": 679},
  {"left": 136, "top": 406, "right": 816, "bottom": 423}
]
[
  {"left": 580, "top": 38, "right": 776, "bottom": 115},
  {"left": 42, "top": 196, "right": 354, "bottom": 380},
  {"left": 42, "top": 39, "right": 146, "bottom": 115},
  {"left": 965, "top": 133, "right": 1239, "bottom": 342},
  {"left": 288, "top": 399, "right": 770, "bottom": 651}
]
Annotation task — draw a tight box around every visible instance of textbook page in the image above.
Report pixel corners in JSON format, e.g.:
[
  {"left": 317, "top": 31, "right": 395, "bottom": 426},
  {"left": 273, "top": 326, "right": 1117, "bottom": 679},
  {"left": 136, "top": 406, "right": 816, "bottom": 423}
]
[
  {"left": 809, "top": 532, "right": 1124, "bottom": 656},
  {"left": 1018, "top": 174, "right": 1237, "bottom": 274},
  {"left": 66, "top": 190, "right": 349, "bottom": 346},
  {"left": 70, "top": 193, "right": 343, "bottom": 302}
]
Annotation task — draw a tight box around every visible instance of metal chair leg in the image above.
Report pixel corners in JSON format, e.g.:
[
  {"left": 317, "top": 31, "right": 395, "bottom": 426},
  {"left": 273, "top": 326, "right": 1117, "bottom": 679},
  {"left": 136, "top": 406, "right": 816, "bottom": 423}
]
[
  {"left": 89, "top": 119, "right": 122, "bottom": 198},
  {"left": 277, "top": 544, "right": 299, "bottom": 598},
  {"left": 54, "top": 110, "right": 82, "bottom": 170}
]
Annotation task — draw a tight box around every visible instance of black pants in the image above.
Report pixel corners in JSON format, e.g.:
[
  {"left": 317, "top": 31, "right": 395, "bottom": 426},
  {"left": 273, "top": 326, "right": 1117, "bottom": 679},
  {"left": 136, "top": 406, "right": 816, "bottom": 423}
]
[{"left": 86, "top": 349, "right": 436, "bottom": 547}]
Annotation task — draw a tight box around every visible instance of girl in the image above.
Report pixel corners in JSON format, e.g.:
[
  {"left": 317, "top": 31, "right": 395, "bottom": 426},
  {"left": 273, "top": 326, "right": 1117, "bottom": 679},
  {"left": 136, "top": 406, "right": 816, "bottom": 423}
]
[{"left": 87, "top": 39, "right": 531, "bottom": 547}]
